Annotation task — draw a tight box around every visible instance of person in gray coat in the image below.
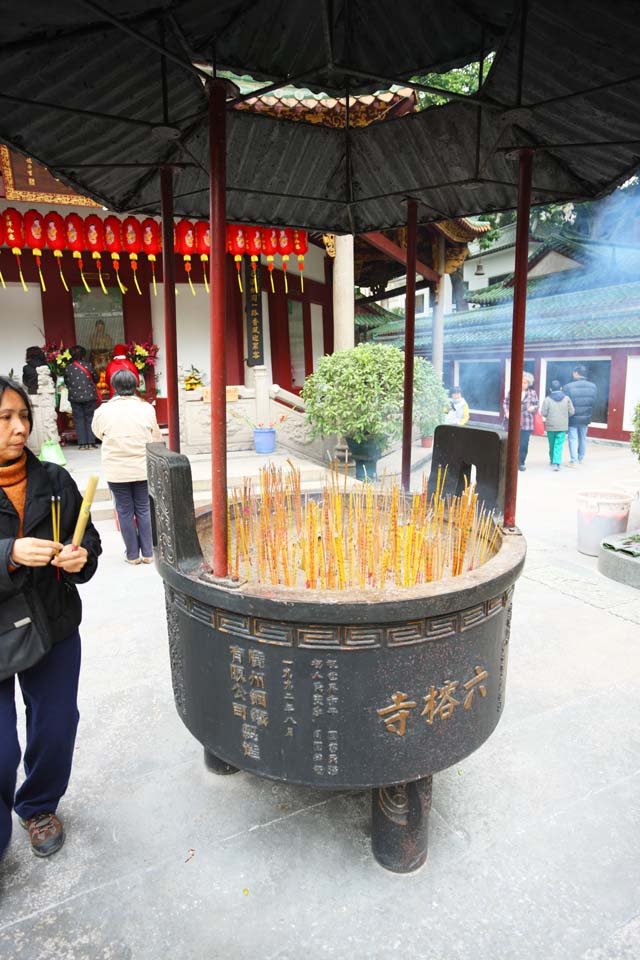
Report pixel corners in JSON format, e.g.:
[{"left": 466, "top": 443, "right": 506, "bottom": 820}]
[
  {"left": 541, "top": 380, "right": 575, "bottom": 471},
  {"left": 563, "top": 364, "right": 597, "bottom": 465}
]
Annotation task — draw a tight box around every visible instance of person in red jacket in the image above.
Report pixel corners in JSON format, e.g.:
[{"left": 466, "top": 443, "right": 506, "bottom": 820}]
[{"left": 105, "top": 345, "right": 139, "bottom": 398}]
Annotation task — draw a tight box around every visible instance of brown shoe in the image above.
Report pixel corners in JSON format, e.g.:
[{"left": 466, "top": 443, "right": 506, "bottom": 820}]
[{"left": 20, "top": 812, "right": 65, "bottom": 857}]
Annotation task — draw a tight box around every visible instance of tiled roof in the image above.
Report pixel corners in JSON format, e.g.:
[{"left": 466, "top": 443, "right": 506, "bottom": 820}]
[
  {"left": 355, "top": 301, "right": 402, "bottom": 330},
  {"left": 466, "top": 232, "right": 640, "bottom": 305},
  {"left": 374, "top": 280, "right": 640, "bottom": 350}
]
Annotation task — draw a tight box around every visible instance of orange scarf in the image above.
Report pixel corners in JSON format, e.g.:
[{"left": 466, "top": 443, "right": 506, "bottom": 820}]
[{"left": 0, "top": 451, "right": 27, "bottom": 537}]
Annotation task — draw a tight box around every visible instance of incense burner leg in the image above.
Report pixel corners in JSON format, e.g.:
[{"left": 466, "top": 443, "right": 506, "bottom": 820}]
[
  {"left": 204, "top": 748, "right": 239, "bottom": 775},
  {"left": 371, "top": 775, "right": 433, "bottom": 873}
]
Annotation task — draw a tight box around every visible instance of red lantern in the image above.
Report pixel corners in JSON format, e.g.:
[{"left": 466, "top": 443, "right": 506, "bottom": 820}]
[
  {"left": 261, "top": 227, "right": 278, "bottom": 293},
  {"left": 175, "top": 219, "right": 196, "bottom": 295},
  {"left": 2, "top": 208, "right": 27, "bottom": 291},
  {"left": 226, "top": 224, "right": 245, "bottom": 292},
  {"left": 277, "top": 228, "right": 294, "bottom": 294},
  {"left": 23, "top": 209, "right": 47, "bottom": 292},
  {"left": 141, "top": 218, "right": 160, "bottom": 296},
  {"left": 0, "top": 217, "right": 5, "bottom": 290},
  {"left": 293, "top": 229, "right": 308, "bottom": 292},
  {"left": 122, "top": 216, "right": 143, "bottom": 296},
  {"left": 245, "top": 226, "right": 262, "bottom": 294},
  {"left": 195, "top": 221, "right": 210, "bottom": 293},
  {"left": 104, "top": 216, "right": 127, "bottom": 294},
  {"left": 84, "top": 215, "right": 107, "bottom": 294},
  {"left": 44, "top": 211, "right": 68, "bottom": 291},
  {"left": 64, "top": 213, "right": 90, "bottom": 292}
]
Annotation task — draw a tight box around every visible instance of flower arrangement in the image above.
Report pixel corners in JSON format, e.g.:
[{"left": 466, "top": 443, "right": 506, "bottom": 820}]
[
  {"left": 183, "top": 365, "right": 204, "bottom": 391},
  {"left": 125, "top": 339, "right": 159, "bottom": 373},
  {"left": 43, "top": 342, "right": 72, "bottom": 375},
  {"left": 231, "top": 410, "right": 288, "bottom": 430}
]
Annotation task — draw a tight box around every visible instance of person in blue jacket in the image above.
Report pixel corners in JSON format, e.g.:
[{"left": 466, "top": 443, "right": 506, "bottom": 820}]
[{"left": 563, "top": 364, "right": 597, "bottom": 466}]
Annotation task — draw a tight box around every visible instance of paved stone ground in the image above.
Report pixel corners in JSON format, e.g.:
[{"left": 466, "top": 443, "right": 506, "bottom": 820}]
[{"left": 1, "top": 437, "right": 639, "bottom": 960}]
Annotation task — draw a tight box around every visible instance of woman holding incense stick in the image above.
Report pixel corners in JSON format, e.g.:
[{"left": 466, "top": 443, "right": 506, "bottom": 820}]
[
  {"left": 0, "top": 376, "right": 101, "bottom": 863},
  {"left": 91, "top": 369, "right": 162, "bottom": 565}
]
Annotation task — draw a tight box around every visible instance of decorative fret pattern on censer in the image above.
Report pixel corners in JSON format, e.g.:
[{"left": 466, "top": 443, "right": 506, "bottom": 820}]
[{"left": 171, "top": 586, "right": 514, "bottom": 649}]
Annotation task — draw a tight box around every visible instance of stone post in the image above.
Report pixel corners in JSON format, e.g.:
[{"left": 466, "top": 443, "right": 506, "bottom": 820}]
[
  {"left": 254, "top": 365, "right": 271, "bottom": 425},
  {"left": 432, "top": 234, "right": 445, "bottom": 379},
  {"left": 333, "top": 234, "right": 355, "bottom": 352}
]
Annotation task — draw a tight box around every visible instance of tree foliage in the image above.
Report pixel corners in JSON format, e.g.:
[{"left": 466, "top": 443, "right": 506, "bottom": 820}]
[{"left": 411, "top": 57, "right": 494, "bottom": 110}]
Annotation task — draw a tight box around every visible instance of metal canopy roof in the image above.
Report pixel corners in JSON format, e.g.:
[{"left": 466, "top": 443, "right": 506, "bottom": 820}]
[{"left": 1, "top": 0, "right": 640, "bottom": 233}]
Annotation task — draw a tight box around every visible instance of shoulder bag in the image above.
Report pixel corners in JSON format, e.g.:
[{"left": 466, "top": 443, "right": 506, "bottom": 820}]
[
  {"left": 533, "top": 411, "right": 545, "bottom": 436},
  {"left": 0, "top": 589, "right": 52, "bottom": 682}
]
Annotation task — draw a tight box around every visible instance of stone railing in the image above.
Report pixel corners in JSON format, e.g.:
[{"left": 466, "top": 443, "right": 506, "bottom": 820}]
[{"left": 178, "top": 366, "right": 337, "bottom": 463}]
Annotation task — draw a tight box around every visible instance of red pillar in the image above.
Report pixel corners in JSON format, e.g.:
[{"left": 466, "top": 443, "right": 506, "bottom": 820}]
[
  {"left": 160, "top": 166, "right": 180, "bottom": 452},
  {"left": 401, "top": 199, "right": 418, "bottom": 491},
  {"left": 504, "top": 149, "right": 533, "bottom": 529},
  {"left": 209, "top": 79, "right": 228, "bottom": 577}
]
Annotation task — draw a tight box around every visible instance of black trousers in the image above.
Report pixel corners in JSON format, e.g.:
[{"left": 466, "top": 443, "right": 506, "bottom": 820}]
[
  {"left": 70, "top": 400, "right": 97, "bottom": 446},
  {"left": 519, "top": 429, "right": 532, "bottom": 467}
]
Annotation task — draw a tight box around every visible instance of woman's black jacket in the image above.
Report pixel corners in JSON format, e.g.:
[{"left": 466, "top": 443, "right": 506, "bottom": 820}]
[{"left": 0, "top": 450, "right": 101, "bottom": 645}]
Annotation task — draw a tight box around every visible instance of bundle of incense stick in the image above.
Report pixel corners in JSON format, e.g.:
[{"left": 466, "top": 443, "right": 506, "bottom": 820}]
[
  {"left": 71, "top": 475, "right": 99, "bottom": 546},
  {"left": 227, "top": 463, "right": 501, "bottom": 591}
]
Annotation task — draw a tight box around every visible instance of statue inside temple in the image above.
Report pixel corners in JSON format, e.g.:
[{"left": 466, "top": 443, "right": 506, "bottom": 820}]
[{"left": 89, "top": 319, "right": 113, "bottom": 377}]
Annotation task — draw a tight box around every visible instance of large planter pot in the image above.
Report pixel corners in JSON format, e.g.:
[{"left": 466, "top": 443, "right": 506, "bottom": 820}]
[
  {"left": 345, "top": 436, "right": 383, "bottom": 480},
  {"left": 147, "top": 436, "right": 525, "bottom": 873},
  {"left": 253, "top": 427, "right": 276, "bottom": 454}
]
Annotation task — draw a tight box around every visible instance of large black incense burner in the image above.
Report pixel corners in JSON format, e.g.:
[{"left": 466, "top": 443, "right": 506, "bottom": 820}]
[{"left": 147, "top": 428, "right": 525, "bottom": 873}]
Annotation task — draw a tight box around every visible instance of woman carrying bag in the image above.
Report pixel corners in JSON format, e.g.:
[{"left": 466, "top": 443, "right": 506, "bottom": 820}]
[
  {"left": 0, "top": 376, "right": 101, "bottom": 861},
  {"left": 63, "top": 345, "right": 100, "bottom": 450}
]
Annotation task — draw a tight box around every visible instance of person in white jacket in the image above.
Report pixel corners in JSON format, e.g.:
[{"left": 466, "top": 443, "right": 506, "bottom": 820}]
[{"left": 91, "top": 370, "right": 162, "bottom": 564}]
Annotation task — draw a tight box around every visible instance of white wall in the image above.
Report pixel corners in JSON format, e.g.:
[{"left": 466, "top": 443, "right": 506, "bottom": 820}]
[
  {"left": 151, "top": 284, "right": 211, "bottom": 395},
  {"left": 0, "top": 283, "right": 45, "bottom": 380},
  {"left": 151, "top": 283, "right": 275, "bottom": 394}
]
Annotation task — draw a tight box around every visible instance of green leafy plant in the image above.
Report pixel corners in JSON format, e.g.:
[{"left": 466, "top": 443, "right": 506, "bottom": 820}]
[
  {"left": 631, "top": 401, "right": 640, "bottom": 462},
  {"left": 301, "top": 344, "right": 446, "bottom": 449}
]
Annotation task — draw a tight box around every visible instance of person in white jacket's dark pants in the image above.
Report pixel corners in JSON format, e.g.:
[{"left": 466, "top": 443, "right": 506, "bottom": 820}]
[{"left": 92, "top": 370, "right": 162, "bottom": 564}]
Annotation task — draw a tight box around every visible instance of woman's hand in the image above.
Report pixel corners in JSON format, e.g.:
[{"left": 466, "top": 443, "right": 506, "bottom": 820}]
[
  {"left": 51, "top": 544, "right": 88, "bottom": 574},
  {"left": 11, "top": 538, "right": 63, "bottom": 567}
]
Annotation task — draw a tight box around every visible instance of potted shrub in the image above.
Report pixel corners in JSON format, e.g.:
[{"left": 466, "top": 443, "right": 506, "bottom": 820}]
[{"left": 302, "top": 344, "right": 447, "bottom": 476}]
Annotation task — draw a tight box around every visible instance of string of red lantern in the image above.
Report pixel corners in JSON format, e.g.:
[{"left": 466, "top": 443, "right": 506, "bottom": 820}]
[{"left": 0, "top": 210, "right": 307, "bottom": 297}]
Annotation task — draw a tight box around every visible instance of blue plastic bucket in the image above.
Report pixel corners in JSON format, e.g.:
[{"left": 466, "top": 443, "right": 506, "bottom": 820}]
[{"left": 253, "top": 427, "right": 276, "bottom": 454}]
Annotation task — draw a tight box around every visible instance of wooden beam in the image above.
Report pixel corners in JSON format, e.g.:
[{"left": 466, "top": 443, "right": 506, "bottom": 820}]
[{"left": 361, "top": 232, "right": 440, "bottom": 283}]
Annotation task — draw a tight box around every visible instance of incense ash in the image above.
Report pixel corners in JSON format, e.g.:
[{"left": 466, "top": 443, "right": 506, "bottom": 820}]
[{"left": 206, "top": 463, "right": 501, "bottom": 592}]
